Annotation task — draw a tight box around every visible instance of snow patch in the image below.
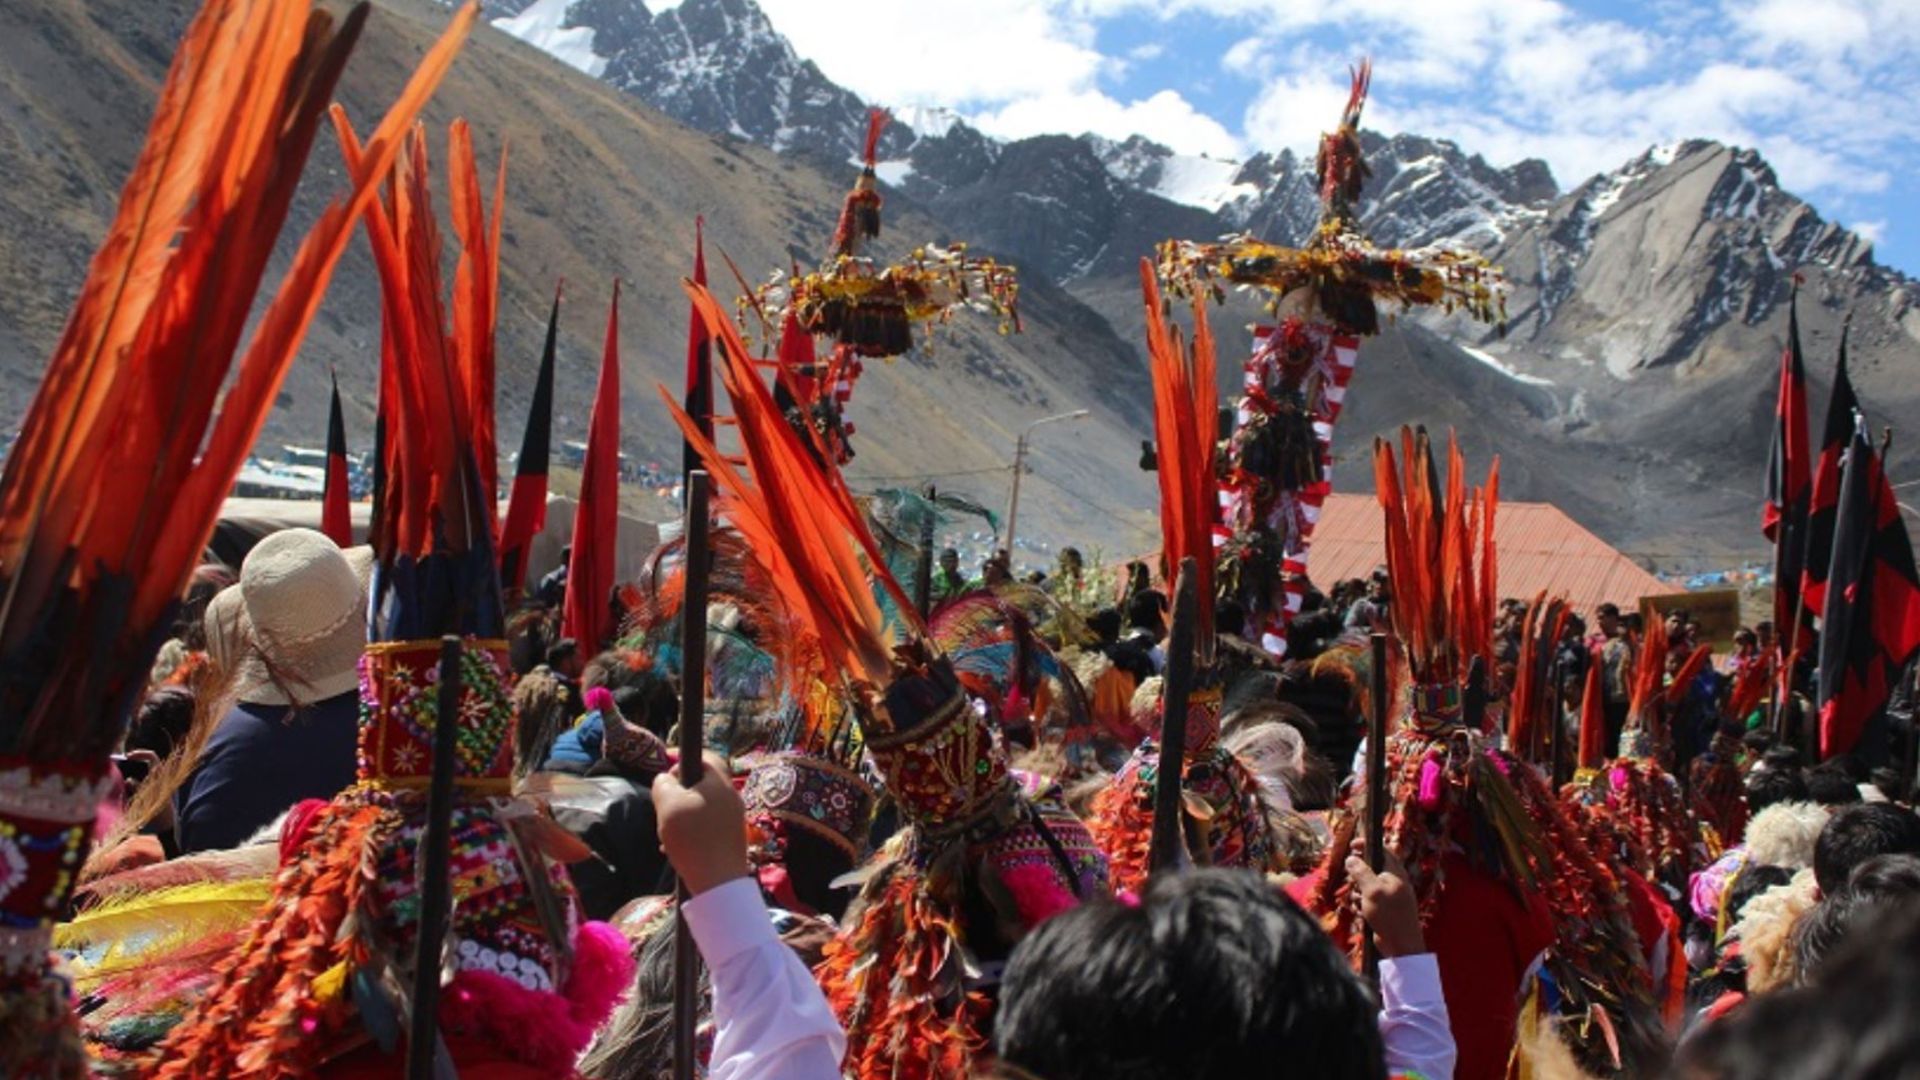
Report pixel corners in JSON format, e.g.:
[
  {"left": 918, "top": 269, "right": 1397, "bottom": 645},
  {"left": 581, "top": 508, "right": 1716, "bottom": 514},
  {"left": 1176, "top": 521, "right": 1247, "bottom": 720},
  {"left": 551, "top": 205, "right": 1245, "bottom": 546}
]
[
  {"left": 494, "top": 0, "right": 607, "bottom": 78},
  {"left": 1153, "top": 155, "right": 1259, "bottom": 212},
  {"left": 875, "top": 160, "right": 914, "bottom": 186},
  {"left": 896, "top": 104, "right": 960, "bottom": 140},
  {"left": 1459, "top": 345, "right": 1554, "bottom": 387}
]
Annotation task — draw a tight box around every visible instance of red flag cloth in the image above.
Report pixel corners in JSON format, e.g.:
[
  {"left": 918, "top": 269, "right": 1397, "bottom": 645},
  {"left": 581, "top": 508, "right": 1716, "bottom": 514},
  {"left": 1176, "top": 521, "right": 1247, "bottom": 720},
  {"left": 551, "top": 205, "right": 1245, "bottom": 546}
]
[
  {"left": 499, "top": 283, "right": 561, "bottom": 591},
  {"left": 681, "top": 217, "right": 712, "bottom": 494},
  {"left": 1763, "top": 292, "right": 1812, "bottom": 652},
  {"left": 321, "top": 373, "right": 353, "bottom": 547},
  {"left": 1800, "top": 325, "right": 1858, "bottom": 618},
  {"left": 1816, "top": 422, "right": 1920, "bottom": 761},
  {"left": 565, "top": 282, "right": 621, "bottom": 653}
]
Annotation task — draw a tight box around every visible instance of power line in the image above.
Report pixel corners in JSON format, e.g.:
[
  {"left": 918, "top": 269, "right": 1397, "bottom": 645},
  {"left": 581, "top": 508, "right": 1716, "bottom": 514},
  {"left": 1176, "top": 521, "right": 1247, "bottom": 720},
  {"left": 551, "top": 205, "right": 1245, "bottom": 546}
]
[{"left": 844, "top": 465, "right": 1009, "bottom": 484}]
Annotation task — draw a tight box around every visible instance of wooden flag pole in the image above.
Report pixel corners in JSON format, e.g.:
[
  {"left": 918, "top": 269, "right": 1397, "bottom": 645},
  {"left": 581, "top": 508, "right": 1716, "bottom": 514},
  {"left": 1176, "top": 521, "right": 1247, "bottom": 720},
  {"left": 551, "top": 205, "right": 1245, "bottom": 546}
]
[
  {"left": 1548, "top": 657, "right": 1570, "bottom": 789},
  {"left": 673, "top": 471, "right": 713, "bottom": 1080},
  {"left": 914, "top": 484, "right": 937, "bottom": 621},
  {"left": 406, "top": 634, "right": 465, "bottom": 1080},
  {"left": 1361, "top": 631, "right": 1389, "bottom": 985},
  {"left": 1147, "top": 558, "right": 1199, "bottom": 875}
]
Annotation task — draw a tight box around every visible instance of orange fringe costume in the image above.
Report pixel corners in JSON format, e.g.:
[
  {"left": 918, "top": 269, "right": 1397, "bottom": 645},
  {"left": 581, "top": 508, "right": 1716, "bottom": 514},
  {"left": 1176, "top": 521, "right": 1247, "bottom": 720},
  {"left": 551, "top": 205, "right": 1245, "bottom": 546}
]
[
  {"left": 669, "top": 283, "right": 1107, "bottom": 1080},
  {"left": 0, "top": 3, "right": 466, "bottom": 1076},
  {"left": 1303, "top": 430, "right": 1665, "bottom": 1079},
  {"left": 146, "top": 113, "right": 633, "bottom": 1079}
]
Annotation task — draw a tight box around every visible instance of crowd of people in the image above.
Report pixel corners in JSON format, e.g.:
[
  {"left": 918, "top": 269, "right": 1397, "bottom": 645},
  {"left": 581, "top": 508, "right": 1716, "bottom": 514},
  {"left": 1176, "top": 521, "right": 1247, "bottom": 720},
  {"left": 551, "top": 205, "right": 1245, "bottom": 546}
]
[
  {"left": 10, "top": 4, "right": 1919, "bottom": 1077},
  {"left": 40, "top": 516, "right": 1919, "bottom": 1079}
]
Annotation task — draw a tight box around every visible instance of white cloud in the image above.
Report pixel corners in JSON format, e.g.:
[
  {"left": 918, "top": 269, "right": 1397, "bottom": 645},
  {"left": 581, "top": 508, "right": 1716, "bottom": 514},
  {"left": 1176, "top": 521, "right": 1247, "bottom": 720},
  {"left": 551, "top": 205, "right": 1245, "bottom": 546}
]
[
  {"left": 1852, "top": 218, "right": 1888, "bottom": 246},
  {"left": 976, "top": 89, "right": 1242, "bottom": 158}
]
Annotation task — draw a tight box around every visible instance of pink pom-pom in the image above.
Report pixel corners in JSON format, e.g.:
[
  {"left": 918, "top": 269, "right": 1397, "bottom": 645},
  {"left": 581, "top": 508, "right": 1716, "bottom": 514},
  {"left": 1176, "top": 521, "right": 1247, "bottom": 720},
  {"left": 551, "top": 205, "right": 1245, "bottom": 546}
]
[{"left": 1416, "top": 755, "right": 1444, "bottom": 812}]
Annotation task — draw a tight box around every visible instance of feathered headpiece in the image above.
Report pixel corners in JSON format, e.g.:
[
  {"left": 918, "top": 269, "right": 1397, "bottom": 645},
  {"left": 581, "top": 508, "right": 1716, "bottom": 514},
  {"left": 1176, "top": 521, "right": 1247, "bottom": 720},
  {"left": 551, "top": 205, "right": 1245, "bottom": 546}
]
[
  {"left": 831, "top": 108, "right": 889, "bottom": 259},
  {"left": 1374, "top": 427, "right": 1498, "bottom": 721},
  {"left": 1619, "top": 614, "right": 1710, "bottom": 764},
  {"left": 672, "top": 283, "right": 1105, "bottom": 1078},
  {"left": 332, "top": 115, "right": 515, "bottom": 788},
  {"left": 1506, "top": 593, "right": 1571, "bottom": 757},
  {"left": 1141, "top": 258, "right": 1219, "bottom": 657},
  {"left": 1316, "top": 59, "right": 1372, "bottom": 223},
  {"left": 151, "top": 113, "right": 634, "bottom": 1077},
  {"left": 0, "top": 1, "right": 469, "bottom": 1072}
]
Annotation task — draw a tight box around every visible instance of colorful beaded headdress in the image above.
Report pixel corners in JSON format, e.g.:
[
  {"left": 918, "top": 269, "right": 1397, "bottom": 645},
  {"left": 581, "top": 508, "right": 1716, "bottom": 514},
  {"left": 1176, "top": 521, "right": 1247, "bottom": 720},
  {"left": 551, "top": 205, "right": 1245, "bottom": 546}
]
[
  {"left": 0, "top": 1, "right": 469, "bottom": 1073},
  {"left": 148, "top": 113, "right": 633, "bottom": 1077}
]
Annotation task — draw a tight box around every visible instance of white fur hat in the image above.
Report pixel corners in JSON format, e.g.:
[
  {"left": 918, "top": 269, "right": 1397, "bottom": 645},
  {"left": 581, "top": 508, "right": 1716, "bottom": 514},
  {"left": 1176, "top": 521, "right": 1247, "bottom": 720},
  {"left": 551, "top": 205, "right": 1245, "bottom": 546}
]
[
  {"left": 230, "top": 529, "right": 365, "bottom": 706},
  {"left": 1746, "top": 800, "right": 1830, "bottom": 871}
]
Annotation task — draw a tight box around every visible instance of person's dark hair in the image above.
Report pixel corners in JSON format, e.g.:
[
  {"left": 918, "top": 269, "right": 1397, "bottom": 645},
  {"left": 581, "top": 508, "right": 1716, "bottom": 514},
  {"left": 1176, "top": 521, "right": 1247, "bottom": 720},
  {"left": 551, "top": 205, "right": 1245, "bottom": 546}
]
[
  {"left": 1741, "top": 729, "right": 1774, "bottom": 756},
  {"left": 546, "top": 638, "right": 579, "bottom": 670},
  {"left": 1126, "top": 589, "right": 1167, "bottom": 636},
  {"left": 1793, "top": 855, "right": 1920, "bottom": 983},
  {"left": 1596, "top": 602, "right": 1621, "bottom": 619},
  {"left": 1813, "top": 803, "right": 1920, "bottom": 894},
  {"left": 1870, "top": 765, "right": 1911, "bottom": 805},
  {"left": 1087, "top": 607, "right": 1123, "bottom": 645},
  {"left": 1623, "top": 612, "right": 1644, "bottom": 634},
  {"left": 1746, "top": 766, "right": 1808, "bottom": 815},
  {"left": 126, "top": 685, "right": 196, "bottom": 760},
  {"left": 1725, "top": 864, "right": 1793, "bottom": 926},
  {"left": 1673, "top": 902, "right": 1920, "bottom": 1079},
  {"left": 1806, "top": 764, "right": 1863, "bottom": 807},
  {"left": 995, "top": 868, "right": 1384, "bottom": 1080}
]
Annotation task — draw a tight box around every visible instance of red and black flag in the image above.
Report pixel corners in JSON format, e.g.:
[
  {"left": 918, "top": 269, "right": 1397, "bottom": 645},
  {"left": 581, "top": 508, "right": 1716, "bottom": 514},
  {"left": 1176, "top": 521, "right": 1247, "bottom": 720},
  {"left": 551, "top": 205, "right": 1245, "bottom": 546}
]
[
  {"left": 321, "top": 371, "right": 353, "bottom": 547},
  {"left": 1815, "top": 418, "right": 1920, "bottom": 761},
  {"left": 1801, "top": 319, "right": 1858, "bottom": 618},
  {"left": 1763, "top": 287, "right": 1812, "bottom": 650},
  {"left": 499, "top": 282, "right": 561, "bottom": 591},
  {"left": 564, "top": 281, "right": 621, "bottom": 653},
  {"left": 681, "top": 216, "right": 712, "bottom": 499}
]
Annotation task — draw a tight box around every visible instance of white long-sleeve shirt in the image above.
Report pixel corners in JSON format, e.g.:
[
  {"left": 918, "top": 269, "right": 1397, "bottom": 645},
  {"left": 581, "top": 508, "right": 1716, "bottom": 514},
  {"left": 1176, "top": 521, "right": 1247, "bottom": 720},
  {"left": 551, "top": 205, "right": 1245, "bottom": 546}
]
[
  {"left": 1379, "top": 953, "right": 1456, "bottom": 1080},
  {"left": 681, "top": 877, "right": 846, "bottom": 1080},
  {"left": 684, "top": 876, "right": 1449, "bottom": 1080}
]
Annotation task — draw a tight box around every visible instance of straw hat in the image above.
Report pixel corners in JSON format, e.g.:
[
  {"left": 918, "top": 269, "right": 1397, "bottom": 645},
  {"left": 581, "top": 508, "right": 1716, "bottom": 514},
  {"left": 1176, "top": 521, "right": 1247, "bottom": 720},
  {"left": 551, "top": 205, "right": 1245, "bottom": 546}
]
[
  {"left": 202, "top": 584, "right": 248, "bottom": 675},
  {"left": 230, "top": 529, "right": 365, "bottom": 706}
]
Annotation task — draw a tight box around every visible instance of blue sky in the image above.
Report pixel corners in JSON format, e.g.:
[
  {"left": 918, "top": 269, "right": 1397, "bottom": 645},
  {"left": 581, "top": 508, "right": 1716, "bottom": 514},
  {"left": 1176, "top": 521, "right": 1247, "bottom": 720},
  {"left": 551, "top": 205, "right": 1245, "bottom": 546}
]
[{"left": 740, "top": 0, "right": 1919, "bottom": 273}]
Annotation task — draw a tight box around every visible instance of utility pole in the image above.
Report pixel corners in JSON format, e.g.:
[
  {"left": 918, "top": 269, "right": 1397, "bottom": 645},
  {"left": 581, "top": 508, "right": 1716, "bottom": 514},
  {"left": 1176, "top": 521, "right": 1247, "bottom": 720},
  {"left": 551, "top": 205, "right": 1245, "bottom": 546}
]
[{"left": 1002, "top": 409, "right": 1090, "bottom": 563}]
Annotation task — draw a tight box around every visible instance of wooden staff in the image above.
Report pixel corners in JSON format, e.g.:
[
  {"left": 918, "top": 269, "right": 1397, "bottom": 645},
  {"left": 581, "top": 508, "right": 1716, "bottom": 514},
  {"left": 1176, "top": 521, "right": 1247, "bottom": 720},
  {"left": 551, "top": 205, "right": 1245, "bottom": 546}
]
[
  {"left": 914, "top": 484, "right": 937, "bottom": 621},
  {"left": 1148, "top": 558, "right": 1199, "bottom": 874},
  {"left": 406, "top": 634, "right": 465, "bottom": 1080},
  {"left": 1548, "top": 657, "right": 1569, "bottom": 789},
  {"left": 1361, "top": 631, "right": 1389, "bottom": 984},
  {"left": 673, "top": 471, "right": 713, "bottom": 1080}
]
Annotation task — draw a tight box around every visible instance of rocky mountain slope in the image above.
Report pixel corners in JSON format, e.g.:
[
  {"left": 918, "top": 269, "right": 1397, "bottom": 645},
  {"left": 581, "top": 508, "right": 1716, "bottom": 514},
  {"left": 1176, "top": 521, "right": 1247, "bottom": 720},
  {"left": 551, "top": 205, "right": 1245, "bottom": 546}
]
[
  {"left": 0, "top": 0, "right": 1161, "bottom": 554},
  {"left": 477, "top": 0, "right": 1920, "bottom": 567},
  {"left": 4, "top": 0, "right": 1917, "bottom": 571}
]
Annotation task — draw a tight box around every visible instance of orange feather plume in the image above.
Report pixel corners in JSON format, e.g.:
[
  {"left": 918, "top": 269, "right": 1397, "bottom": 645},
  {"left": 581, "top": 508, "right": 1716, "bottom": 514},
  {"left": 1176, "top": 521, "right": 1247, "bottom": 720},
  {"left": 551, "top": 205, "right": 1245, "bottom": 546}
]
[
  {"left": 448, "top": 119, "right": 507, "bottom": 535},
  {"left": 333, "top": 115, "right": 504, "bottom": 568},
  {"left": 1507, "top": 592, "right": 1571, "bottom": 755},
  {"left": 1577, "top": 659, "right": 1608, "bottom": 770},
  {"left": 1372, "top": 427, "right": 1499, "bottom": 689},
  {"left": 0, "top": 0, "right": 474, "bottom": 756},
  {"left": 664, "top": 282, "right": 916, "bottom": 690},
  {"left": 1627, "top": 613, "right": 1669, "bottom": 721},
  {"left": 1139, "top": 258, "right": 1217, "bottom": 654}
]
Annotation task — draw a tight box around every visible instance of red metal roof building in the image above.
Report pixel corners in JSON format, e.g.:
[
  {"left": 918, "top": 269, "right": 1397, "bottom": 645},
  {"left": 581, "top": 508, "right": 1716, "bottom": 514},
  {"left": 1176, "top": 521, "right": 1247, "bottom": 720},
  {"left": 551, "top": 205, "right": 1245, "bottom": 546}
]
[{"left": 1306, "top": 493, "right": 1682, "bottom": 614}]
